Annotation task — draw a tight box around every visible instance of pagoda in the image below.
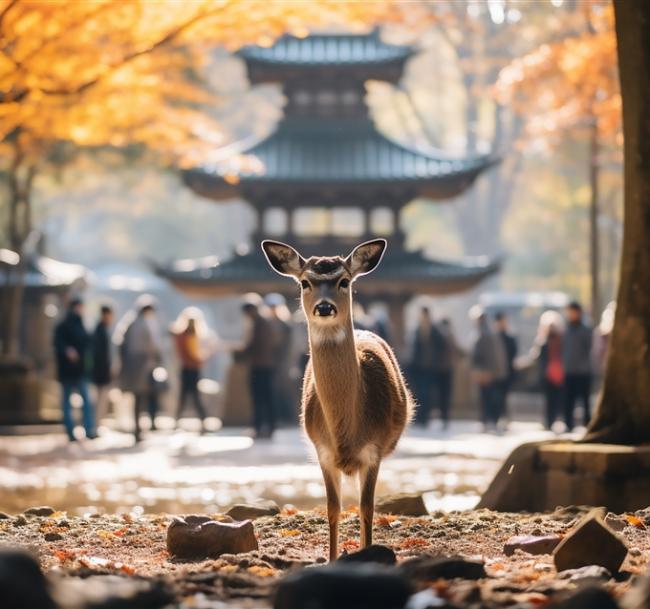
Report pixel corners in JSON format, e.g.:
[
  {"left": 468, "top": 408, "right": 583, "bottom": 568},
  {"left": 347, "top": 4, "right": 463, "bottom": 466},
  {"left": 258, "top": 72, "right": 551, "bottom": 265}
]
[{"left": 157, "top": 30, "right": 499, "bottom": 349}]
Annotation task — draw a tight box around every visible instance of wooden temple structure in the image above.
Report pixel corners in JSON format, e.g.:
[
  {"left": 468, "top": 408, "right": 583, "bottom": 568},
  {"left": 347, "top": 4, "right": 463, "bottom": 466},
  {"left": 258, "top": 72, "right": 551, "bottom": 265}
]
[{"left": 157, "top": 29, "right": 500, "bottom": 350}]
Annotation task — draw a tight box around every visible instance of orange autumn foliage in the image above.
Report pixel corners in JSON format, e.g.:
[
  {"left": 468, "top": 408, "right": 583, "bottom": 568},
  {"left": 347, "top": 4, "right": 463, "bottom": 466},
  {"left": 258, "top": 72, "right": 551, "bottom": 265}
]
[
  {"left": 0, "top": 0, "right": 399, "bottom": 170},
  {"left": 497, "top": 1, "right": 620, "bottom": 141}
]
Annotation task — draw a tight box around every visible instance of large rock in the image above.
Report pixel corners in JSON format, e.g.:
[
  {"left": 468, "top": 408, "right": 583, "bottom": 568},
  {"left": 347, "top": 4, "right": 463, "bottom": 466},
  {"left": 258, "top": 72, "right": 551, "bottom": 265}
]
[
  {"left": 226, "top": 500, "right": 280, "bottom": 521},
  {"left": 504, "top": 534, "right": 562, "bottom": 557},
  {"left": 274, "top": 563, "right": 413, "bottom": 609},
  {"left": 166, "top": 515, "right": 258, "bottom": 559},
  {"left": 0, "top": 549, "right": 56, "bottom": 609},
  {"left": 399, "top": 556, "right": 486, "bottom": 582},
  {"left": 553, "top": 511, "right": 628, "bottom": 573},
  {"left": 376, "top": 493, "right": 428, "bottom": 517}
]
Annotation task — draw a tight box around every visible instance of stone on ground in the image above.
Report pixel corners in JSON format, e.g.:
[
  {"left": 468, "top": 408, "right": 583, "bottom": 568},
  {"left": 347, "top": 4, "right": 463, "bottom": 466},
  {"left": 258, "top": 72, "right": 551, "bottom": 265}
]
[
  {"left": 547, "top": 586, "right": 619, "bottom": 609},
  {"left": 274, "top": 563, "right": 412, "bottom": 609},
  {"left": 376, "top": 493, "right": 428, "bottom": 517},
  {"left": 553, "top": 511, "right": 628, "bottom": 573},
  {"left": 338, "top": 544, "right": 397, "bottom": 565},
  {"left": 398, "top": 555, "right": 486, "bottom": 581},
  {"left": 166, "top": 515, "right": 258, "bottom": 559},
  {"left": 226, "top": 500, "right": 280, "bottom": 521},
  {"left": 0, "top": 549, "right": 56, "bottom": 609},
  {"left": 504, "top": 534, "right": 562, "bottom": 556},
  {"left": 557, "top": 565, "right": 612, "bottom": 584},
  {"left": 24, "top": 506, "right": 55, "bottom": 517}
]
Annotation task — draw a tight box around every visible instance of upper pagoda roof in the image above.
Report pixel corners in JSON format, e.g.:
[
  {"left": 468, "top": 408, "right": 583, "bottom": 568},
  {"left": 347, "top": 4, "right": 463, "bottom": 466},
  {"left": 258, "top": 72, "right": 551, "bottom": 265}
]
[
  {"left": 183, "top": 119, "right": 498, "bottom": 202},
  {"left": 239, "top": 30, "right": 414, "bottom": 68}
]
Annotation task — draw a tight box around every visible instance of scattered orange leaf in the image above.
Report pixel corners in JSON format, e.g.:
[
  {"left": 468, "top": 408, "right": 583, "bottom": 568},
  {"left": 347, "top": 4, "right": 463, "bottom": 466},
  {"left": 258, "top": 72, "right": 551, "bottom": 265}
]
[
  {"left": 400, "top": 538, "right": 429, "bottom": 549},
  {"left": 340, "top": 539, "right": 360, "bottom": 551},
  {"left": 278, "top": 529, "right": 301, "bottom": 537},
  {"left": 626, "top": 514, "right": 646, "bottom": 529}
]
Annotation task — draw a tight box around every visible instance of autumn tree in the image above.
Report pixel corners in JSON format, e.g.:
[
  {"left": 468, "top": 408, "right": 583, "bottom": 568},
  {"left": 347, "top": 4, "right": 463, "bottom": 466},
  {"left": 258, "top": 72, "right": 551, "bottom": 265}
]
[
  {"left": 0, "top": 0, "right": 397, "bottom": 357},
  {"left": 497, "top": 0, "right": 620, "bottom": 318}
]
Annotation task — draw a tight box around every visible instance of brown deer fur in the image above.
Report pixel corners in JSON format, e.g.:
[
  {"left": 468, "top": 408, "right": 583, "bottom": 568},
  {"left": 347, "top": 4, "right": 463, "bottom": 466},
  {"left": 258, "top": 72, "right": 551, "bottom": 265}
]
[{"left": 262, "top": 238, "right": 413, "bottom": 560}]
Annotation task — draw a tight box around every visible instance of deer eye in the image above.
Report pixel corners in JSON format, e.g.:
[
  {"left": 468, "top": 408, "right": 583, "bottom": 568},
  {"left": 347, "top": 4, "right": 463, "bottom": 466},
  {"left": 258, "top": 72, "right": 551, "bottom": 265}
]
[
  {"left": 301, "top": 280, "right": 310, "bottom": 290},
  {"left": 339, "top": 278, "right": 350, "bottom": 289}
]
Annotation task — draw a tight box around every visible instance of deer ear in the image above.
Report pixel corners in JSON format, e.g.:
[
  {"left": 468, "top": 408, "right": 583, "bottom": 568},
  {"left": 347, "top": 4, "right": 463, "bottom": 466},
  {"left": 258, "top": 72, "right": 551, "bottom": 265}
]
[
  {"left": 261, "top": 240, "right": 305, "bottom": 279},
  {"left": 346, "top": 239, "right": 387, "bottom": 278}
]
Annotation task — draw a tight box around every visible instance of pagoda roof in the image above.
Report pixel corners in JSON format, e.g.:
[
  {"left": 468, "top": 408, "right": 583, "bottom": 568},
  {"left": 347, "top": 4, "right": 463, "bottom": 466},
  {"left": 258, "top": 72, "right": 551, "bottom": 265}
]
[
  {"left": 0, "top": 250, "right": 87, "bottom": 291},
  {"left": 183, "top": 119, "right": 498, "bottom": 201},
  {"left": 239, "top": 30, "right": 415, "bottom": 68},
  {"left": 153, "top": 249, "right": 500, "bottom": 298}
]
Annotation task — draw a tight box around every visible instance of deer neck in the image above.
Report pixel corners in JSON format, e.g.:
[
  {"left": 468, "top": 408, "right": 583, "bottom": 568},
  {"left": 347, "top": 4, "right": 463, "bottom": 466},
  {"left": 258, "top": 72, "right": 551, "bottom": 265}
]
[{"left": 308, "top": 316, "right": 360, "bottom": 432}]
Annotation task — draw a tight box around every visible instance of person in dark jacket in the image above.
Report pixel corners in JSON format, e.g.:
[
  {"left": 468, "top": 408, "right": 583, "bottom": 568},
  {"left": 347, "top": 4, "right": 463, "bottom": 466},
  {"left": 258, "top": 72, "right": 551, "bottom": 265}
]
[
  {"left": 410, "top": 307, "right": 447, "bottom": 427},
  {"left": 236, "top": 293, "right": 277, "bottom": 439},
  {"left": 54, "top": 298, "right": 96, "bottom": 441},
  {"left": 563, "top": 301, "right": 593, "bottom": 430},
  {"left": 92, "top": 305, "right": 113, "bottom": 425},
  {"left": 494, "top": 311, "right": 518, "bottom": 423},
  {"left": 438, "top": 318, "right": 461, "bottom": 429},
  {"left": 471, "top": 310, "right": 508, "bottom": 431}
]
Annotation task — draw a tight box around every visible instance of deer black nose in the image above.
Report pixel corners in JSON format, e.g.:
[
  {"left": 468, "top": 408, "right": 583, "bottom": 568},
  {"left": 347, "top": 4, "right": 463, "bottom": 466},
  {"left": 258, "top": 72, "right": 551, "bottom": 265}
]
[{"left": 314, "top": 302, "right": 336, "bottom": 317}]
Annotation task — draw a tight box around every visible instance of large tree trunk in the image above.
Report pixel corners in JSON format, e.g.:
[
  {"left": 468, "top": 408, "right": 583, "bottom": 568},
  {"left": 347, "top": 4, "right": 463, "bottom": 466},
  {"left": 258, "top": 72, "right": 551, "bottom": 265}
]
[
  {"left": 584, "top": 0, "right": 650, "bottom": 444},
  {"left": 1, "top": 141, "right": 36, "bottom": 357}
]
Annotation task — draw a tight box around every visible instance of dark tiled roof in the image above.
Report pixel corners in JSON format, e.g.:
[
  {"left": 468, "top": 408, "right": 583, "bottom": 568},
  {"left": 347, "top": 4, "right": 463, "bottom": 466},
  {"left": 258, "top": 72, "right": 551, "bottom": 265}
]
[
  {"left": 184, "top": 120, "right": 497, "bottom": 199},
  {"left": 0, "top": 252, "right": 87, "bottom": 290},
  {"left": 154, "top": 250, "right": 499, "bottom": 296},
  {"left": 239, "top": 31, "right": 414, "bottom": 67}
]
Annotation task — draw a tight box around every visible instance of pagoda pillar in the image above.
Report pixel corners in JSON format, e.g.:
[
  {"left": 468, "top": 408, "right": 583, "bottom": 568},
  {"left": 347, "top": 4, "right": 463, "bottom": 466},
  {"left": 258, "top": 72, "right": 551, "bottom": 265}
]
[{"left": 387, "top": 297, "right": 408, "bottom": 360}]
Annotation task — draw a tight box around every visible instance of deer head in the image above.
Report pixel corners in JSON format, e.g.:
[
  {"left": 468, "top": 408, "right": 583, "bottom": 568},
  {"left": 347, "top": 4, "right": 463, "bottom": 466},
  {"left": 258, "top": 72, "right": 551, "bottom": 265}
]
[{"left": 262, "top": 239, "right": 386, "bottom": 339}]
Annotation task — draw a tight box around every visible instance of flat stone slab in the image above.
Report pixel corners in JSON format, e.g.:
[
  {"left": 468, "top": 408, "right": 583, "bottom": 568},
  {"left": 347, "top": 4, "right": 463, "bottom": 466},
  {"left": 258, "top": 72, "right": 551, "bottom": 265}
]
[
  {"left": 538, "top": 443, "right": 650, "bottom": 476},
  {"left": 226, "top": 500, "right": 280, "bottom": 521},
  {"left": 553, "top": 512, "right": 628, "bottom": 574},
  {"left": 504, "top": 534, "right": 562, "bottom": 557}
]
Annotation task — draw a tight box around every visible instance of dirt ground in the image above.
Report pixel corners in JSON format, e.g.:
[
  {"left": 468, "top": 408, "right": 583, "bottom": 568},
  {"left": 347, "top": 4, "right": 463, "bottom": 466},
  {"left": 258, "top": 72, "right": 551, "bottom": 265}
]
[{"left": 1, "top": 504, "right": 648, "bottom": 608}]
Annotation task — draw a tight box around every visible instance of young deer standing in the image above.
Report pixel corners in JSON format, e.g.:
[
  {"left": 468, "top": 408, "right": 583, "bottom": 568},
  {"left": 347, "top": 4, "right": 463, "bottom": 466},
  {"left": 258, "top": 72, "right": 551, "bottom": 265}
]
[{"left": 262, "top": 239, "right": 413, "bottom": 561}]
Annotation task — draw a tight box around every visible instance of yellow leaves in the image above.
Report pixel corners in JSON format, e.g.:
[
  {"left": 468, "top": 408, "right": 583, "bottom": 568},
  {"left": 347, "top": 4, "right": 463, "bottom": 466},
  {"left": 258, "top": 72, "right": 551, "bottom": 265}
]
[
  {"left": 278, "top": 529, "right": 300, "bottom": 537},
  {"left": 0, "top": 0, "right": 396, "bottom": 163}
]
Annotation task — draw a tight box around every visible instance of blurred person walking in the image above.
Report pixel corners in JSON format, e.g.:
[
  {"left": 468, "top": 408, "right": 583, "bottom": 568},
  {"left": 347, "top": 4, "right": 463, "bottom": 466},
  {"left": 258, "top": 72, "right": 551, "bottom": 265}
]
[
  {"left": 470, "top": 309, "right": 508, "bottom": 431},
  {"left": 563, "top": 301, "right": 593, "bottom": 430},
  {"left": 171, "top": 307, "right": 217, "bottom": 432},
  {"left": 117, "top": 296, "right": 164, "bottom": 443},
  {"left": 437, "top": 318, "right": 461, "bottom": 429},
  {"left": 235, "top": 294, "right": 276, "bottom": 439},
  {"left": 494, "top": 311, "right": 518, "bottom": 422},
  {"left": 54, "top": 298, "right": 96, "bottom": 441},
  {"left": 410, "top": 307, "right": 446, "bottom": 427},
  {"left": 92, "top": 305, "right": 114, "bottom": 425},
  {"left": 535, "top": 311, "right": 565, "bottom": 430},
  {"left": 265, "top": 293, "right": 294, "bottom": 424}
]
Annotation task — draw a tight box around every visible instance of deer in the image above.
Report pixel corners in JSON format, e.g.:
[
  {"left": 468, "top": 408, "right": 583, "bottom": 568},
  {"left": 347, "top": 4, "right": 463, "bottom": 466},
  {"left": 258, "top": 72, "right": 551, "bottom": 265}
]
[{"left": 261, "top": 238, "right": 414, "bottom": 561}]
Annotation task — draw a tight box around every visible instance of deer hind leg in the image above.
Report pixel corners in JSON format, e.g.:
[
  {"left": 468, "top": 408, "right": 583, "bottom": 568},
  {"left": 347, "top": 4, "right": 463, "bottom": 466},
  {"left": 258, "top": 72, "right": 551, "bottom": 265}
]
[
  {"left": 320, "top": 464, "right": 341, "bottom": 561},
  {"left": 359, "top": 460, "right": 380, "bottom": 548}
]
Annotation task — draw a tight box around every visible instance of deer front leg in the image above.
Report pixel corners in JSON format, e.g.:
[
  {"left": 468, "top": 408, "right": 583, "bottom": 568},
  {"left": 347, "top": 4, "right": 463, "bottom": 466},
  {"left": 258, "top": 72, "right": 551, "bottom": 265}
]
[
  {"left": 359, "top": 461, "right": 380, "bottom": 548},
  {"left": 321, "top": 464, "right": 341, "bottom": 561}
]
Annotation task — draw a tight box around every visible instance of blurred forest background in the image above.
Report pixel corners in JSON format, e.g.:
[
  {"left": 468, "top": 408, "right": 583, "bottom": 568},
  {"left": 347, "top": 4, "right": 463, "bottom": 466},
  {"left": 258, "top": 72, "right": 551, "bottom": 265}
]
[{"left": 0, "top": 0, "right": 620, "bottom": 316}]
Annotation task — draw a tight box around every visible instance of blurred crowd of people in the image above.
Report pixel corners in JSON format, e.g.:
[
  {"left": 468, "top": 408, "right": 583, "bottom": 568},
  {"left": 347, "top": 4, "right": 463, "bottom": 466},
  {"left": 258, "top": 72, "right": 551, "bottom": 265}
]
[{"left": 53, "top": 289, "right": 614, "bottom": 443}]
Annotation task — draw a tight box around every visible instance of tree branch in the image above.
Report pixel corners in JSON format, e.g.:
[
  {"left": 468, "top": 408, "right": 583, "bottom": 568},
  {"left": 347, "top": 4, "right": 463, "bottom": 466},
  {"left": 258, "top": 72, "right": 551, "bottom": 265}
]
[{"left": 38, "top": 2, "right": 234, "bottom": 97}]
